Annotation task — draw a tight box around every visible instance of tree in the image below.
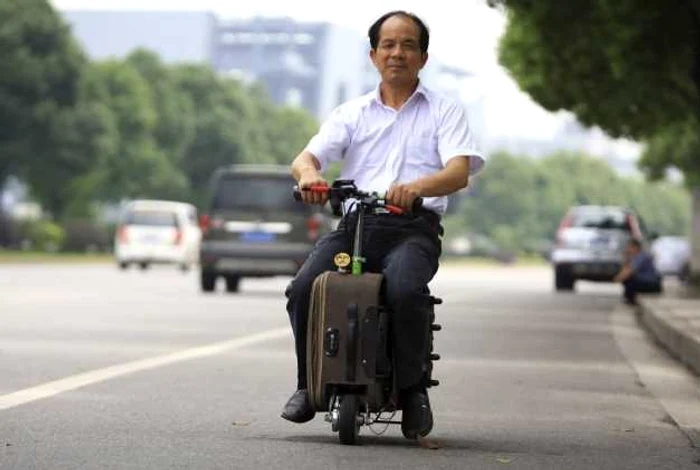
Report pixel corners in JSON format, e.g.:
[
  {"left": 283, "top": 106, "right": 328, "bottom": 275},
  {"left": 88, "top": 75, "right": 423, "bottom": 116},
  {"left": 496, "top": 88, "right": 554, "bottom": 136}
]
[
  {"left": 244, "top": 84, "right": 318, "bottom": 165},
  {"left": 85, "top": 60, "right": 188, "bottom": 203},
  {"left": 457, "top": 152, "right": 541, "bottom": 252},
  {"left": 490, "top": 0, "right": 700, "bottom": 280},
  {"left": 0, "top": 0, "right": 85, "bottom": 210},
  {"left": 490, "top": 0, "right": 700, "bottom": 182},
  {"left": 265, "top": 106, "right": 319, "bottom": 165},
  {"left": 172, "top": 66, "right": 266, "bottom": 205},
  {"left": 449, "top": 151, "right": 690, "bottom": 255},
  {"left": 640, "top": 120, "right": 700, "bottom": 186},
  {"left": 125, "top": 50, "right": 196, "bottom": 171},
  {"left": 493, "top": 3, "right": 695, "bottom": 132},
  {"left": 30, "top": 66, "right": 118, "bottom": 218}
]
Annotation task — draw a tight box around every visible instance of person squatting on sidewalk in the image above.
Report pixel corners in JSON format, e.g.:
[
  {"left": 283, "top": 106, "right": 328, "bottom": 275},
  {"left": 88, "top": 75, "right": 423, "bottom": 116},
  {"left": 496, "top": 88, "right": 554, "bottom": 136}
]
[{"left": 614, "top": 238, "right": 663, "bottom": 305}]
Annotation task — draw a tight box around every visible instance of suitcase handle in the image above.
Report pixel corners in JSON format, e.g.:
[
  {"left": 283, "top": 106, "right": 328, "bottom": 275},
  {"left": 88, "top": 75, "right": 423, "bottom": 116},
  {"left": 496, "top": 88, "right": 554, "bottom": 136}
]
[
  {"left": 346, "top": 303, "right": 359, "bottom": 382},
  {"left": 324, "top": 328, "right": 339, "bottom": 357}
]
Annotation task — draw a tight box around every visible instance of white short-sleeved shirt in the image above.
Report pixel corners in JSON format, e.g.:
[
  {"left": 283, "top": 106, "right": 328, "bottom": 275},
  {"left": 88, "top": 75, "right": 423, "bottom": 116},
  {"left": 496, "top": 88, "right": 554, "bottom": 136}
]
[{"left": 304, "top": 81, "right": 486, "bottom": 215}]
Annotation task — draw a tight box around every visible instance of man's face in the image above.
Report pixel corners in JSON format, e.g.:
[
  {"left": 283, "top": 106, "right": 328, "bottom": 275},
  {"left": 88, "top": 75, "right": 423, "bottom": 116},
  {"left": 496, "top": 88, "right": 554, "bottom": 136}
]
[{"left": 370, "top": 15, "right": 428, "bottom": 87}]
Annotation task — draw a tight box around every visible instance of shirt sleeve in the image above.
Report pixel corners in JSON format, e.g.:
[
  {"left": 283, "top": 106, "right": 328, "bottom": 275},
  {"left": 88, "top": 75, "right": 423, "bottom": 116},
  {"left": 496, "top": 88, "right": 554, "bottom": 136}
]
[
  {"left": 304, "top": 105, "right": 351, "bottom": 172},
  {"left": 437, "top": 100, "right": 486, "bottom": 175}
]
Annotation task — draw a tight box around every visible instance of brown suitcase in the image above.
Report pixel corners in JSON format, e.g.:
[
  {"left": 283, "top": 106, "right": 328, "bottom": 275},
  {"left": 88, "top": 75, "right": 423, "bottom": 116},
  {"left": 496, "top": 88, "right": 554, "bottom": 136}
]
[{"left": 306, "top": 271, "right": 390, "bottom": 412}]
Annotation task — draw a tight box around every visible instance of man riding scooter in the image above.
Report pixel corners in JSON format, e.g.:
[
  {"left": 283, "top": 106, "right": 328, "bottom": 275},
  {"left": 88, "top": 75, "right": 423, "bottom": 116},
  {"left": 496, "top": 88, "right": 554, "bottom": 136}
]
[{"left": 282, "top": 10, "right": 486, "bottom": 439}]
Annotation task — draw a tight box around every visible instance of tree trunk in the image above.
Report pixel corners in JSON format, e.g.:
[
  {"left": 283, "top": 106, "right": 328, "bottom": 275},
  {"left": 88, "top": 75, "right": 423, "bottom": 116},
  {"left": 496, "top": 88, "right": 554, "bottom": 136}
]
[{"left": 689, "top": 188, "right": 700, "bottom": 288}]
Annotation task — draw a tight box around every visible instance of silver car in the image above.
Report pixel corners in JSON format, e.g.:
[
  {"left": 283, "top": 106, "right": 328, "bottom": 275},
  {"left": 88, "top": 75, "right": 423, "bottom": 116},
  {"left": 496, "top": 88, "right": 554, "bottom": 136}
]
[{"left": 551, "top": 205, "right": 652, "bottom": 291}]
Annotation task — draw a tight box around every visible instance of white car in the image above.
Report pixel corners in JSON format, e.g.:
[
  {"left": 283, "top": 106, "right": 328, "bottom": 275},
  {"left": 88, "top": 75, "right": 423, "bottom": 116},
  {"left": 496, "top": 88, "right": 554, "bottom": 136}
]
[
  {"left": 651, "top": 236, "right": 690, "bottom": 281},
  {"left": 114, "top": 200, "right": 201, "bottom": 271}
]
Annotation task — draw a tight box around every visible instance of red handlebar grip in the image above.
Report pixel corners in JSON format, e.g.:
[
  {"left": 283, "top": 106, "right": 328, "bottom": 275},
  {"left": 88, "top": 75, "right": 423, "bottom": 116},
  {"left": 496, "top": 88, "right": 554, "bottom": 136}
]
[
  {"left": 385, "top": 205, "right": 404, "bottom": 215},
  {"left": 308, "top": 185, "right": 329, "bottom": 193}
]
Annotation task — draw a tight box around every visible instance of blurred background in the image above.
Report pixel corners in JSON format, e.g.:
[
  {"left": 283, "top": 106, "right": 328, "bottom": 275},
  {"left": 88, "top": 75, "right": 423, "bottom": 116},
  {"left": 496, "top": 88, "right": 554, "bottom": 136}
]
[{"left": 0, "top": 0, "right": 697, "bottom": 284}]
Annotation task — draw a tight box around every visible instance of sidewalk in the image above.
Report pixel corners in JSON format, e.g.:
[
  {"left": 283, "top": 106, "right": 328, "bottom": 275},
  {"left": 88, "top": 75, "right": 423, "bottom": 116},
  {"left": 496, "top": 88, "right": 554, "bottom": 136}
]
[{"left": 637, "top": 280, "right": 700, "bottom": 377}]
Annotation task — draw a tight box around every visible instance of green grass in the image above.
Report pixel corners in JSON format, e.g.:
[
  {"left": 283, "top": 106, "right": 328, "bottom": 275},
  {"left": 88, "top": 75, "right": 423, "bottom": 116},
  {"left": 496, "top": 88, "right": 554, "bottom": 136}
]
[{"left": 0, "top": 250, "right": 113, "bottom": 264}]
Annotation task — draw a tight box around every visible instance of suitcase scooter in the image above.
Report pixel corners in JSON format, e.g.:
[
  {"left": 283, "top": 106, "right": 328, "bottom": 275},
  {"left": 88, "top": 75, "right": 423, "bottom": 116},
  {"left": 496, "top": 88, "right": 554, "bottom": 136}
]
[{"left": 294, "top": 180, "right": 442, "bottom": 445}]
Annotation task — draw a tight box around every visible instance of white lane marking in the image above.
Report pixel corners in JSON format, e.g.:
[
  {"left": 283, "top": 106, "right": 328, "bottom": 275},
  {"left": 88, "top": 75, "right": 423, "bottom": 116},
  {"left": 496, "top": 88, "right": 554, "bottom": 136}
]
[{"left": 0, "top": 327, "right": 290, "bottom": 411}]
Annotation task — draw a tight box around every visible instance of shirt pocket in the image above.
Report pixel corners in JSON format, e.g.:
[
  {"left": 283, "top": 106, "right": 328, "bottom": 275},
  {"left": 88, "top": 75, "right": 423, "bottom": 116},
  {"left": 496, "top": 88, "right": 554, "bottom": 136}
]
[{"left": 405, "top": 130, "right": 438, "bottom": 168}]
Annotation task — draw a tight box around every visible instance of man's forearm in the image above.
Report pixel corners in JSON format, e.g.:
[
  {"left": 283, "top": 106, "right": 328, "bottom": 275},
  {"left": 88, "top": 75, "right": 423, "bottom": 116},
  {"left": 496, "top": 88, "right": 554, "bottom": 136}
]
[
  {"left": 414, "top": 156, "right": 470, "bottom": 197},
  {"left": 291, "top": 151, "right": 322, "bottom": 181}
]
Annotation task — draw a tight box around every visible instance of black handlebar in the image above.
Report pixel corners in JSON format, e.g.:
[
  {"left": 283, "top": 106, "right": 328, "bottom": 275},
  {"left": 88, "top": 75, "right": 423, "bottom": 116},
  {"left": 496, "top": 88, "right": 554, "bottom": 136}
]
[{"left": 293, "top": 179, "right": 423, "bottom": 215}]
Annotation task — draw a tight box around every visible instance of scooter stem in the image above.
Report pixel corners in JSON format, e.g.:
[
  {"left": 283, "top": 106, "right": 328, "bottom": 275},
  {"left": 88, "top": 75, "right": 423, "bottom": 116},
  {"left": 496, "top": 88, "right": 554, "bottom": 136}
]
[{"left": 352, "top": 207, "right": 365, "bottom": 276}]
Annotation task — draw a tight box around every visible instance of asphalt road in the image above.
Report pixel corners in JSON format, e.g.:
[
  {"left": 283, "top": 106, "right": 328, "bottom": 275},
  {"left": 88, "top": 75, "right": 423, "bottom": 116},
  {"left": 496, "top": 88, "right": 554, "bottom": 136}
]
[{"left": 1, "top": 263, "right": 699, "bottom": 469}]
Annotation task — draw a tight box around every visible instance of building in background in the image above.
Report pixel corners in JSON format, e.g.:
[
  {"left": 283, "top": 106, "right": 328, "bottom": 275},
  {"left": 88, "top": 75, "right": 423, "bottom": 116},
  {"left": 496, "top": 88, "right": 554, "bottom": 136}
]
[
  {"left": 63, "top": 10, "right": 217, "bottom": 64},
  {"left": 214, "top": 17, "right": 366, "bottom": 120},
  {"left": 215, "top": 17, "right": 483, "bottom": 125},
  {"left": 60, "top": 10, "right": 481, "bottom": 126}
]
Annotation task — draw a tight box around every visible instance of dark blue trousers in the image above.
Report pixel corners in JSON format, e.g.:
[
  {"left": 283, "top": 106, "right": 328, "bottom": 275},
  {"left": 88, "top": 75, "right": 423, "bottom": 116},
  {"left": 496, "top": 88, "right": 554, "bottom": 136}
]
[
  {"left": 285, "top": 210, "right": 442, "bottom": 391},
  {"left": 623, "top": 275, "right": 662, "bottom": 304}
]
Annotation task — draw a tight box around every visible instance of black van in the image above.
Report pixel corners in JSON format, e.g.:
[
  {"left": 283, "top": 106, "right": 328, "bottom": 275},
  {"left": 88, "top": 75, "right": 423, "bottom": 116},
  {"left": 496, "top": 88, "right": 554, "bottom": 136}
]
[{"left": 198, "top": 164, "right": 333, "bottom": 293}]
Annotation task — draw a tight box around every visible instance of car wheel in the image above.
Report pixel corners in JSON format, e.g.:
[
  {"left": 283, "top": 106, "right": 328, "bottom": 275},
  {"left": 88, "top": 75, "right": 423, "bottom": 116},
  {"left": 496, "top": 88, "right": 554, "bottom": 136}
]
[
  {"left": 118, "top": 262, "right": 129, "bottom": 270},
  {"left": 139, "top": 262, "right": 150, "bottom": 270},
  {"left": 180, "top": 263, "right": 190, "bottom": 273},
  {"left": 201, "top": 270, "right": 216, "bottom": 292},
  {"left": 225, "top": 275, "right": 240, "bottom": 293},
  {"left": 555, "top": 266, "right": 575, "bottom": 291}
]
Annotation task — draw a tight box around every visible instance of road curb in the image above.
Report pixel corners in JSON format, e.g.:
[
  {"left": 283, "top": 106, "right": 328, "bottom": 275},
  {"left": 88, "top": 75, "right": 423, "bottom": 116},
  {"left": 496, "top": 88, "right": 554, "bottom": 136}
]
[
  {"left": 637, "top": 299, "right": 700, "bottom": 379},
  {"left": 614, "top": 305, "right": 700, "bottom": 448}
]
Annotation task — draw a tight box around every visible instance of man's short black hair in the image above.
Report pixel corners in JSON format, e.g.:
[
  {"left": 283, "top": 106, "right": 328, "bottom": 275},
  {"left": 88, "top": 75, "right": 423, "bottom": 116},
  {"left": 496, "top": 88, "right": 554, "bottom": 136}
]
[{"left": 368, "top": 11, "right": 429, "bottom": 54}]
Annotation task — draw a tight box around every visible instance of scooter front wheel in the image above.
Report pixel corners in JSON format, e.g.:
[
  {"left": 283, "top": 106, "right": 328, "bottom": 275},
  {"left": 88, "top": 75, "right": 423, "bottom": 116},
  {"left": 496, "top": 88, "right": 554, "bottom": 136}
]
[{"left": 337, "top": 394, "right": 360, "bottom": 445}]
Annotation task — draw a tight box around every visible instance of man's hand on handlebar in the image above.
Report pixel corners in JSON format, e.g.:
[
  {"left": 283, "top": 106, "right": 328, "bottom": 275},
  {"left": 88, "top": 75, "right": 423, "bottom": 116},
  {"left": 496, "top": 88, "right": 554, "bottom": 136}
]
[
  {"left": 386, "top": 182, "right": 421, "bottom": 213},
  {"left": 297, "top": 170, "right": 329, "bottom": 206}
]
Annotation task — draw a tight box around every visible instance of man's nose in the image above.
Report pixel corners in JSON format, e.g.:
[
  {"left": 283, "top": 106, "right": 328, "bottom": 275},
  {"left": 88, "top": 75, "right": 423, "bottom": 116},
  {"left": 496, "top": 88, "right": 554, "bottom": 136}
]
[{"left": 390, "top": 47, "right": 405, "bottom": 59}]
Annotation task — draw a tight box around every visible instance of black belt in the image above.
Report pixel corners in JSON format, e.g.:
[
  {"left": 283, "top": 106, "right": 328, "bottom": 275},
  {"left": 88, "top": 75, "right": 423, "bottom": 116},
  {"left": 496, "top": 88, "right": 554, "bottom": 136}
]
[
  {"left": 414, "top": 206, "right": 441, "bottom": 221},
  {"left": 369, "top": 206, "right": 442, "bottom": 233}
]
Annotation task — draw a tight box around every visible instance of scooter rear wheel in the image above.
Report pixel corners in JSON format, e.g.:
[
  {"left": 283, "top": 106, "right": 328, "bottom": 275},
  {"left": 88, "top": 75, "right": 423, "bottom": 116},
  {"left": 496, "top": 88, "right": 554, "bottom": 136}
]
[{"left": 338, "top": 394, "right": 360, "bottom": 445}]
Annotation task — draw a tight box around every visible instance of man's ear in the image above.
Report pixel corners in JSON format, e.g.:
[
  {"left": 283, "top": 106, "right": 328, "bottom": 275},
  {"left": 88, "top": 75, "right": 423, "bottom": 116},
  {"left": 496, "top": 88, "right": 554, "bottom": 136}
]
[
  {"left": 419, "top": 52, "right": 429, "bottom": 70},
  {"left": 369, "top": 48, "right": 377, "bottom": 66}
]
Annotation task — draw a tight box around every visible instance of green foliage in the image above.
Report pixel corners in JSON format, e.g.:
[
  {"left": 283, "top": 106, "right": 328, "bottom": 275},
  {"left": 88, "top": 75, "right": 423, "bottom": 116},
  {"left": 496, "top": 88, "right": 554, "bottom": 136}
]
[
  {"left": 492, "top": 0, "right": 700, "bottom": 185},
  {"left": 172, "top": 66, "right": 264, "bottom": 204},
  {"left": 125, "top": 50, "right": 196, "bottom": 168},
  {"left": 0, "top": 1, "right": 316, "bottom": 234},
  {"left": 80, "top": 59, "right": 189, "bottom": 203},
  {"left": 0, "top": 0, "right": 86, "bottom": 214},
  {"left": 640, "top": 118, "right": 700, "bottom": 187},
  {"left": 248, "top": 84, "right": 319, "bottom": 165},
  {"left": 449, "top": 152, "right": 691, "bottom": 254},
  {"left": 17, "top": 219, "right": 66, "bottom": 251},
  {"left": 29, "top": 62, "right": 118, "bottom": 218}
]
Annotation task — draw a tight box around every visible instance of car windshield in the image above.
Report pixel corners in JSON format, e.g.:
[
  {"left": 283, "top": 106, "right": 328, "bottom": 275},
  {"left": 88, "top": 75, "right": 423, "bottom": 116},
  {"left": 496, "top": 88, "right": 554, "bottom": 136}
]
[
  {"left": 571, "top": 209, "right": 630, "bottom": 230},
  {"left": 212, "top": 175, "right": 307, "bottom": 213},
  {"left": 125, "top": 210, "right": 178, "bottom": 227}
]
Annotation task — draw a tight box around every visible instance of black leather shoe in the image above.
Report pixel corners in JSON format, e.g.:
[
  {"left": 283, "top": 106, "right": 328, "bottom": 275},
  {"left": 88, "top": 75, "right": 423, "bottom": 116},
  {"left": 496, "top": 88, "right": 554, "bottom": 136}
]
[
  {"left": 401, "top": 391, "right": 433, "bottom": 439},
  {"left": 281, "top": 389, "right": 315, "bottom": 423}
]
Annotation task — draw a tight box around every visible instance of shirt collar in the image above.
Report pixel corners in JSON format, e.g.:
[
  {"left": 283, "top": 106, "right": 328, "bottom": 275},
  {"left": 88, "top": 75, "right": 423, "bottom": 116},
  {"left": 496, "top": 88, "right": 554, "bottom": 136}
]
[{"left": 372, "top": 80, "right": 429, "bottom": 108}]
